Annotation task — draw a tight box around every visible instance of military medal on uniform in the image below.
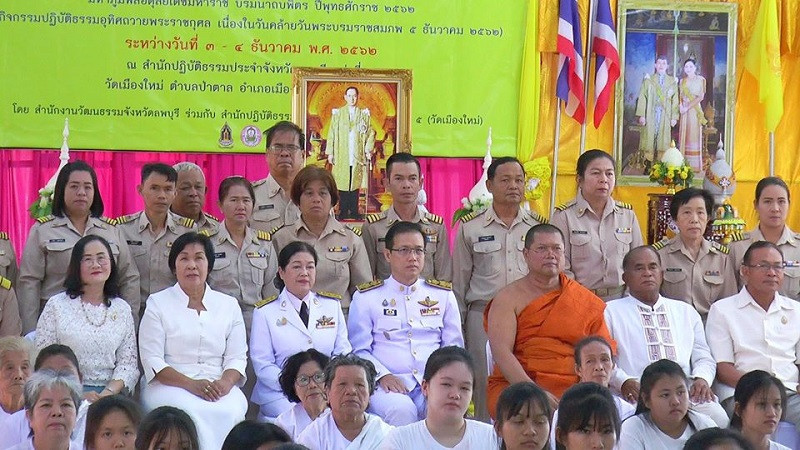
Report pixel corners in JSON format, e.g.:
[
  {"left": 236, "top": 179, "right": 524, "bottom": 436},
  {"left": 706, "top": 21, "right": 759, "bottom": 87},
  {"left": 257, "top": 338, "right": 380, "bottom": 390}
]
[
  {"left": 315, "top": 315, "right": 336, "bottom": 329},
  {"left": 418, "top": 296, "right": 440, "bottom": 316}
]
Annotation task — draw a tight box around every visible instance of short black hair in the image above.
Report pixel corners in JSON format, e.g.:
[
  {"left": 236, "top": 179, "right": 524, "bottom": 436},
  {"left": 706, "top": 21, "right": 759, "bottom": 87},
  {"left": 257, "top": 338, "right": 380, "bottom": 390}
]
[
  {"left": 85, "top": 395, "right": 142, "bottom": 449},
  {"left": 635, "top": 359, "right": 688, "bottom": 415},
  {"left": 576, "top": 149, "right": 615, "bottom": 179},
  {"left": 573, "top": 335, "right": 613, "bottom": 366},
  {"left": 487, "top": 157, "right": 524, "bottom": 181},
  {"left": 34, "top": 344, "right": 83, "bottom": 382},
  {"left": 324, "top": 353, "right": 377, "bottom": 396},
  {"left": 731, "top": 370, "right": 787, "bottom": 430},
  {"left": 423, "top": 346, "right": 475, "bottom": 383},
  {"left": 622, "top": 245, "right": 661, "bottom": 271},
  {"left": 274, "top": 241, "right": 318, "bottom": 291},
  {"left": 168, "top": 232, "right": 215, "bottom": 274},
  {"left": 385, "top": 152, "right": 420, "bottom": 177},
  {"left": 669, "top": 187, "right": 714, "bottom": 221},
  {"left": 141, "top": 163, "right": 178, "bottom": 184},
  {"left": 279, "top": 349, "right": 331, "bottom": 403},
  {"left": 52, "top": 160, "right": 104, "bottom": 218},
  {"left": 221, "top": 420, "right": 291, "bottom": 450},
  {"left": 755, "top": 176, "right": 790, "bottom": 203},
  {"left": 683, "top": 428, "right": 755, "bottom": 450},
  {"left": 265, "top": 120, "right": 305, "bottom": 151},
  {"left": 218, "top": 176, "right": 255, "bottom": 204},
  {"left": 385, "top": 221, "right": 424, "bottom": 251},
  {"left": 495, "top": 382, "right": 553, "bottom": 450},
  {"left": 742, "top": 240, "right": 784, "bottom": 266},
  {"left": 524, "top": 223, "right": 564, "bottom": 248},
  {"left": 135, "top": 406, "right": 199, "bottom": 450},
  {"left": 63, "top": 235, "right": 120, "bottom": 306},
  {"left": 555, "top": 383, "right": 620, "bottom": 450},
  {"left": 345, "top": 86, "right": 359, "bottom": 96}
]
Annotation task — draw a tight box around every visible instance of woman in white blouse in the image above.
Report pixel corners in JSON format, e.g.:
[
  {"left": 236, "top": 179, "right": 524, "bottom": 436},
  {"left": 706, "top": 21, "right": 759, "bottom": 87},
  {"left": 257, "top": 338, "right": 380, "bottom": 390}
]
[
  {"left": 139, "top": 232, "right": 248, "bottom": 450},
  {"left": 36, "top": 235, "right": 138, "bottom": 399},
  {"left": 275, "top": 349, "right": 331, "bottom": 440},
  {"left": 250, "top": 241, "right": 351, "bottom": 419},
  {"left": 731, "top": 370, "right": 791, "bottom": 450}
]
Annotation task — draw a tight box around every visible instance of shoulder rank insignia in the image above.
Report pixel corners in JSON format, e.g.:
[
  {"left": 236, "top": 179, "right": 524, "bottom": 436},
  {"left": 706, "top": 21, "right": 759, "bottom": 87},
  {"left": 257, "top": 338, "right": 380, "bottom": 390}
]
[
  {"left": 115, "top": 214, "right": 135, "bottom": 225},
  {"left": 254, "top": 294, "right": 278, "bottom": 309},
  {"left": 0, "top": 276, "right": 11, "bottom": 290},
  {"left": 459, "top": 211, "right": 478, "bottom": 223},
  {"left": 554, "top": 200, "right": 576, "bottom": 212},
  {"left": 529, "top": 211, "right": 549, "bottom": 224},
  {"left": 0, "top": 232, "right": 8, "bottom": 240},
  {"left": 99, "top": 216, "right": 117, "bottom": 226},
  {"left": 728, "top": 232, "right": 749, "bottom": 243},
  {"left": 651, "top": 239, "right": 669, "bottom": 251},
  {"left": 252, "top": 178, "right": 267, "bottom": 187},
  {"left": 425, "top": 213, "right": 443, "bottom": 225},
  {"left": 256, "top": 230, "right": 271, "bottom": 241},
  {"left": 365, "top": 213, "right": 384, "bottom": 224},
  {"left": 347, "top": 225, "right": 362, "bottom": 236},
  {"left": 203, "top": 212, "right": 219, "bottom": 223},
  {"left": 317, "top": 291, "right": 343, "bottom": 300},
  {"left": 269, "top": 224, "right": 285, "bottom": 236},
  {"left": 425, "top": 278, "right": 452, "bottom": 291},
  {"left": 36, "top": 215, "right": 55, "bottom": 224},
  {"left": 178, "top": 217, "right": 195, "bottom": 228},
  {"left": 614, "top": 200, "right": 633, "bottom": 210},
  {"left": 711, "top": 241, "right": 730, "bottom": 254},
  {"left": 356, "top": 279, "right": 384, "bottom": 293},
  {"left": 198, "top": 229, "right": 217, "bottom": 238}
]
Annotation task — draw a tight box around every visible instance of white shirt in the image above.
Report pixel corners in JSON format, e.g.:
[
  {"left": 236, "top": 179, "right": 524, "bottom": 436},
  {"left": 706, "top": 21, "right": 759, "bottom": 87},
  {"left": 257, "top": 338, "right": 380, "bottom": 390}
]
[
  {"left": 706, "top": 287, "right": 800, "bottom": 400},
  {"left": 5, "top": 438, "right": 81, "bottom": 450},
  {"left": 618, "top": 410, "right": 716, "bottom": 449},
  {"left": 0, "top": 400, "right": 90, "bottom": 449},
  {"left": 35, "top": 293, "right": 139, "bottom": 390},
  {"left": 139, "top": 284, "right": 247, "bottom": 383},
  {"left": 297, "top": 410, "right": 392, "bottom": 450},
  {"left": 379, "top": 419, "right": 497, "bottom": 449},
  {"left": 275, "top": 403, "right": 328, "bottom": 441},
  {"left": 605, "top": 295, "right": 716, "bottom": 390},
  {"left": 549, "top": 395, "right": 635, "bottom": 450},
  {"left": 770, "top": 440, "right": 791, "bottom": 450}
]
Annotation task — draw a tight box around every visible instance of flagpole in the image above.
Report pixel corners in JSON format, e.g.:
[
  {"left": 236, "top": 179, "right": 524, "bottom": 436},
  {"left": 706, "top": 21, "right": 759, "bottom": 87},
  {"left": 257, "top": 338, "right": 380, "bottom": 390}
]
[
  {"left": 551, "top": 102, "right": 563, "bottom": 216},
  {"left": 579, "top": 0, "right": 597, "bottom": 155},
  {"left": 769, "top": 132, "right": 775, "bottom": 176}
]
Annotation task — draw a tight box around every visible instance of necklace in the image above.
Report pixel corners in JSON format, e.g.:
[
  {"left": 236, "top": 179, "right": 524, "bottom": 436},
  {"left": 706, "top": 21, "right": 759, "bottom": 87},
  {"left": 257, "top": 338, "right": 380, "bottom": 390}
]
[{"left": 81, "top": 299, "right": 108, "bottom": 327}]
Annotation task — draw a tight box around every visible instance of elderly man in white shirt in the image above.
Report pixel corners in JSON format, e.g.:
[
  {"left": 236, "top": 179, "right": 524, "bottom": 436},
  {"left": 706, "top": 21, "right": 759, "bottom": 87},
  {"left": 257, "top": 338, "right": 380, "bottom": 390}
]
[
  {"left": 707, "top": 240, "right": 800, "bottom": 429},
  {"left": 605, "top": 245, "right": 729, "bottom": 426}
]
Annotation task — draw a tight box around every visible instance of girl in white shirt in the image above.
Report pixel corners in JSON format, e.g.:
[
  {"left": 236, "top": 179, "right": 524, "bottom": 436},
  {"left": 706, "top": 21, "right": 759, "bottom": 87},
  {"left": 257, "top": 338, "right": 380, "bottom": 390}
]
[
  {"left": 684, "top": 427, "right": 759, "bottom": 450},
  {"left": 731, "top": 370, "right": 791, "bottom": 450},
  {"left": 619, "top": 359, "right": 715, "bottom": 449},
  {"left": 379, "top": 346, "right": 497, "bottom": 449},
  {"left": 494, "top": 382, "right": 552, "bottom": 450},
  {"left": 555, "top": 383, "right": 620, "bottom": 450}
]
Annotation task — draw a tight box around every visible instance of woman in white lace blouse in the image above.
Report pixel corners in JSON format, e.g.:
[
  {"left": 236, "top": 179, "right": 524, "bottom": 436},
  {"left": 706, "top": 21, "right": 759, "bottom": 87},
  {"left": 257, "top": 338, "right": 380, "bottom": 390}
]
[{"left": 35, "top": 235, "right": 139, "bottom": 400}]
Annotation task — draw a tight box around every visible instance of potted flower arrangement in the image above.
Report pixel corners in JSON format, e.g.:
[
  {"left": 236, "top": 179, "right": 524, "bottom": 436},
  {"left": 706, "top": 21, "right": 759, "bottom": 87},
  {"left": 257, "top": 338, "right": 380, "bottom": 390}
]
[{"left": 649, "top": 141, "right": 693, "bottom": 194}]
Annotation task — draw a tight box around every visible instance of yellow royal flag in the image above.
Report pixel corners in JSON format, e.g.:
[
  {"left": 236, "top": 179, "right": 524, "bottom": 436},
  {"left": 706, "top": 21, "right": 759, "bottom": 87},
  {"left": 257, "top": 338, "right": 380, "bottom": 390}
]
[{"left": 744, "top": 0, "right": 784, "bottom": 132}]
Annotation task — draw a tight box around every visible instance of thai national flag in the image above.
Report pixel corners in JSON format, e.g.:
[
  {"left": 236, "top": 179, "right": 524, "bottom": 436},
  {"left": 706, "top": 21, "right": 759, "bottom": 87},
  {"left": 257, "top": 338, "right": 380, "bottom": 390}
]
[
  {"left": 591, "top": 0, "right": 620, "bottom": 128},
  {"left": 556, "top": 0, "right": 585, "bottom": 124}
]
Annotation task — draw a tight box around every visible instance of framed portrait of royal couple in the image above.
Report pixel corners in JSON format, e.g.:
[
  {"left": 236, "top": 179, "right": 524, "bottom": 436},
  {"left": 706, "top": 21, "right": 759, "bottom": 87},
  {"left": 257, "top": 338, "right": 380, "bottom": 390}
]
[
  {"left": 614, "top": 0, "right": 737, "bottom": 185},
  {"left": 291, "top": 67, "right": 413, "bottom": 222}
]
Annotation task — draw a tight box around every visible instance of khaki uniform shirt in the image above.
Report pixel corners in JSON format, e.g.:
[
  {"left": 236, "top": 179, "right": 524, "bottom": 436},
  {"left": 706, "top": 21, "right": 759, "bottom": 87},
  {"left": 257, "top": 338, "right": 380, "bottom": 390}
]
[
  {"left": 729, "top": 226, "right": 800, "bottom": 300},
  {"left": 0, "top": 232, "right": 18, "bottom": 283},
  {"left": 654, "top": 236, "right": 737, "bottom": 318},
  {"left": 252, "top": 174, "right": 301, "bottom": 233},
  {"left": 0, "top": 276, "right": 21, "bottom": 337},
  {"left": 204, "top": 222, "right": 279, "bottom": 332},
  {"left": 452, "top": 206, "right": 545, "bottom": 311},
  {"left": 117, "top": 211, "right": 196, "bottom": 311},
  {"left": 550, "top": 193, "right": 644, "bottom": 292},
  {"left": 18, "top": 215, "right": 140, "bottom": 333},
  {"left": 171, "top": 209, "right": 219, "bottom": 234},
  {"left": 271, "top": 216, "right": 371, "bottom": 308},
  {"left": 361, "top": 206, "right": 451, "bottom": 281}
]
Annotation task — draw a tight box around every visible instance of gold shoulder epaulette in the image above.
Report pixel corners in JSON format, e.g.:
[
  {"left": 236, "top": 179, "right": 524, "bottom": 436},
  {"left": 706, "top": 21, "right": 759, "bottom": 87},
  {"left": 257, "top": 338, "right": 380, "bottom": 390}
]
[
  {"left": 425, "top": 213, "right": 443, "bottom": 225},
  {"left": 554, "top": 200, "right": 576, "bottom": 212},
  {"left": 348, "top": 225, "right": 362, "bottom": 236},
  {"left": 459, "top": 212, "right": 478, "bottom": 223},
  {"left": 269, "top": 224, "right": 285, "bottom": 236},
  {"left": 36, "top": 215, "right": 55, "bottom": 224},
  {"left": 100, "top": 216, "right": 117, "bottom": 226},
  {"left": 115, "top": 214, "right": 135, "bottom": 225},
  {"left": 317, "top": 291, "right": 343, "bottom": 300},
  {"left": 615, "top": 200, "right": 634, "bottom": 210},
  {"left": 0, "top": 231, "right": 8, "bottom": 240},
  {"left": 651, "top": 239, "right": 669, "bottom": 251},
  {"left": 198, "top": 229, "right": 215, "bottom": 237},
  {"left": 203, "top": 212, "right": 219, "bottom": 223},
  {"left": 178, "top": 217, "right": 195, "bottom": 228},
  {"left": 425, "top": 278, "right": 452, "bottom": 291},
  {"left": 356, "top": 279, "right": 383, "bottom": 292},
  {"left": 256, "top": 230, "right": 271, "bottom": 241},
  {"left": 254, "top": 294, "right": 278, "bottom": 308},
  {"left": 365, "top": 213, "right": 383, "bottom": 224},
  {"left": 712, "top": 241, "right": 730, "bottom": 254},
  {"left": 0, "top": 276, "right": 11, "bottom": 290},
  {"left": 529, "top": 211, "right": 549, "bottom": 224},
  {"left": 729, "top": 232, "right": 749, "bottom": 243}
]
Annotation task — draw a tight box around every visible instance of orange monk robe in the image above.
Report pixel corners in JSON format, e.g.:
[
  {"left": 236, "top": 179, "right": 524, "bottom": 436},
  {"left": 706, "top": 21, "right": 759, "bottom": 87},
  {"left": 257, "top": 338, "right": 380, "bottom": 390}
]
[{"left": 484, "top": 273, "right": 616, "bottom": 419}]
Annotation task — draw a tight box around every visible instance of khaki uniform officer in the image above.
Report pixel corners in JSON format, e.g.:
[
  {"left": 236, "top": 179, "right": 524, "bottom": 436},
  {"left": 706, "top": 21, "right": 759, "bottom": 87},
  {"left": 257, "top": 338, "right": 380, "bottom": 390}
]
[
  {"left": 653, "top": 237, "right": 737, "bottom": 318},
  {"left": 203, "top": 225, "right": 279, "bottom": 333},
  {"left": 729, "top": 227, "right": 800, "bottom": 300},
  {"left": 271, "top": 218, "right": 371, "bottom": 311},
  {"left": 18, "top": 215, "right": 140, "bottom": 333},
  {"left": 362, "top": 207, "right": 451, "bottom": 282},
  {"left": 453, "top": 205, "right": 544, "bottom": 421},
  {"left": 117, "top": 211, "right": 196, "bottom": 311},
  {"left": 550, "top": 192, "right": 643, "bottom": 301},
  {"left": 252, "top": 175, "right": 301, "bottom": 233},
  {"left": 0, "top": 276, "right": 22, "bottom": 337},
  {"left": 0, "top": 232, "right": 18, "bottom": 283}
]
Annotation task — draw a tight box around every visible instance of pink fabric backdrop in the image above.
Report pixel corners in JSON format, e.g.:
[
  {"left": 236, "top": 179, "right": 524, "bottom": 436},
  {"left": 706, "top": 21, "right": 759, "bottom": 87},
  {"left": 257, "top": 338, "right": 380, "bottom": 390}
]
[{"left": 0, "top": 149, "right": 482, "bottom": 258}]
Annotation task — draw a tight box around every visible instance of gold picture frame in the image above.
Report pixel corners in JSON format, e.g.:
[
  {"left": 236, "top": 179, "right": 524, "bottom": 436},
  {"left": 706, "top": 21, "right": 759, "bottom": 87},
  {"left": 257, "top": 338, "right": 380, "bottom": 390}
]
[
  {"left": 291, "top": 67, "right": 413, "bottom": 221},
  {"left": 614, "top": 0, "right": 737, "bottom": 185}
]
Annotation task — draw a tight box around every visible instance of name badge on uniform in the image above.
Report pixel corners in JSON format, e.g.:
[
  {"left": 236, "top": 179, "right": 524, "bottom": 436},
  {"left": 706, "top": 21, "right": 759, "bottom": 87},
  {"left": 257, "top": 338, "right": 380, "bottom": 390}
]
[
  {"left": 424, "top": 235, "right": 438, "bottom": 244},
  {"left": 666, "top": 268, "right": 682, "bottom": 272},
  {"left": 616, "top": 228, "right": 632, "bottom": 234},
  {"left": 49, "top": 238, "right": 66, "bottom": 243},
  {"left": 258, "top": 204, "right": 275, "bottom": 210},
  {"left": 126, "top": 240, "right": 143, "bottom": 246},
  {"left": 315, "top": 316, "right": 336, "bottom": 329},
  {"left": 328, "top": 246, "right": 349, "bottom": 252},
  {"left": 378, "top": 238, "right": 386, "bottom": 242},
  {"left": 383, "top": 308, "right": 397, "bottom": 316},
  {"left": 214, "top": 252, "right": 226, "bottom": 259},
  {"left": 420, "top": 307, "right": 441, "bottom": 316},
  {"left": 705, "top": 270, "right": 720, "bottom": 276},
  {"left": 571, "top": 230, "right": 588, "bottom": 235},
  {"left": 246, "top": 251, "right": 266, "bottom": 258},
  {"left": 478, "top": 235, "right": 495, "bottom": 242},
  {"left": 786, "top": 260, "right": 800, "bottom": 268}
]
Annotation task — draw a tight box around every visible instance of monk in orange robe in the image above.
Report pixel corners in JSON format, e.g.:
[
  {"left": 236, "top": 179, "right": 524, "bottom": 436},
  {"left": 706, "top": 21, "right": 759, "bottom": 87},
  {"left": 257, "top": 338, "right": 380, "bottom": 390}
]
[{"left": 484, "top": 224, "right": 615, "bottom": 419}]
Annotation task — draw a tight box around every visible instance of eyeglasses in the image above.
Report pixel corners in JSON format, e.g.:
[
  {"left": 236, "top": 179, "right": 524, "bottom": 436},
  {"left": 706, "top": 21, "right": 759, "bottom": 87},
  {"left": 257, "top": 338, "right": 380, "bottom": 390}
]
[
  {"left": 389, "top": 247, "right": 425, "bottom": 258},
  {"left": 268, "top": 144, "right": 303, "bottom": 154},
  {"left": 81, "top": 256, "right": 110, "bottom": 266},
  {"left": 296, "top": 372, "right": 325, "bottom": 387},
  {"left": 744, "top": 263, "right": 786, "bottom": 273}
]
